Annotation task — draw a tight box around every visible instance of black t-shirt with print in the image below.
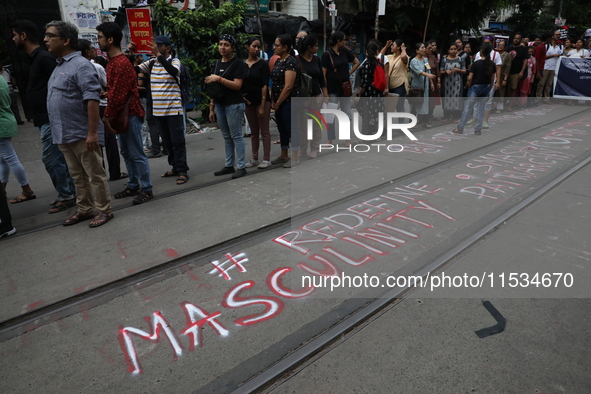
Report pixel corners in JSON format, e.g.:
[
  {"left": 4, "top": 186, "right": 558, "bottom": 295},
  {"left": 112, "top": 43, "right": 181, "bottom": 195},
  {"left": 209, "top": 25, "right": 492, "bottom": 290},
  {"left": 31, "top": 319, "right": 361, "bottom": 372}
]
[
  {"left": 242, "top": 59, "right": 270, "bottom": 106},
  {"left": 321, "top": 47, "right": 355, "bottom": 94},
  {"left": 271, "top": 55, "right": 300, "bottom": 103},
  {"left": 508, "top": 45, "right": 528, "bottom": 75},
  {"left": 297, "top": 55, "right": 325, "bottom": 96},
  {"left": 213, "top": 57, "right": 248, "bottom": 105}
]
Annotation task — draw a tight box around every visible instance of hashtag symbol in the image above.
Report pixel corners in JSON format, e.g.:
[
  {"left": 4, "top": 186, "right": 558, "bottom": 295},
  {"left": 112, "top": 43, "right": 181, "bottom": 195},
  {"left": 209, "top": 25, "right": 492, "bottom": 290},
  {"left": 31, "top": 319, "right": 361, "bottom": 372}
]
[{"left": 208, "top": 253, "right": 248, "bottom": 280}]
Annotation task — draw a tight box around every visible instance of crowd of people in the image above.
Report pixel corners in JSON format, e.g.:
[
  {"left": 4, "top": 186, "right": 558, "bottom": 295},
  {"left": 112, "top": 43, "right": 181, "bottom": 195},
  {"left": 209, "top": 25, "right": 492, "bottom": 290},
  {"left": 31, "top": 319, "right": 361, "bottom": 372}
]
[{"left": 1, "top": 19, "right": 590, "bottom": 238}]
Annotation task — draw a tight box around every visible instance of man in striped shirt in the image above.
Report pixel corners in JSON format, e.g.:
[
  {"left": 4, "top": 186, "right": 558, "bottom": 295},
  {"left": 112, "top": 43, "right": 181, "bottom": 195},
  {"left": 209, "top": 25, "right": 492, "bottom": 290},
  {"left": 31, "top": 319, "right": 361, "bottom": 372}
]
[{"left": 137, "top": 36, "right": 189, "bottom": 185}]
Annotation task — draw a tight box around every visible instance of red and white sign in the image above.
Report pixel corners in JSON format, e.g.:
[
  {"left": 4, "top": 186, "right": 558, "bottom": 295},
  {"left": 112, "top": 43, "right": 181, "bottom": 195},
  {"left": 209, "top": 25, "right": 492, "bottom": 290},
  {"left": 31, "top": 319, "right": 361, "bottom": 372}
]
[{"left": 126, "top": 7, "right": 153, "bottom": 54}]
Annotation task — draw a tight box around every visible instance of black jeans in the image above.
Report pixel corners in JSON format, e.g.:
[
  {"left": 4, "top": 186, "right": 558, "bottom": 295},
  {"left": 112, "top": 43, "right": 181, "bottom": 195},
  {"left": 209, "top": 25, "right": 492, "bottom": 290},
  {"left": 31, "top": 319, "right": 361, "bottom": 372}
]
[{"left": 155, "top": 114, "right": 188, "bottom": 175}]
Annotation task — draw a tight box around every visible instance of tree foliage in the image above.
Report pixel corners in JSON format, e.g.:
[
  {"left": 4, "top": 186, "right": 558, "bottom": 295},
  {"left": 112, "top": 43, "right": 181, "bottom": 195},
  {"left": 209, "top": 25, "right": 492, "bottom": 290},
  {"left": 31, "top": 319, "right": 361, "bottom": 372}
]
[{"left": 152, "top": 0, "right": 247, "bottom": 110}]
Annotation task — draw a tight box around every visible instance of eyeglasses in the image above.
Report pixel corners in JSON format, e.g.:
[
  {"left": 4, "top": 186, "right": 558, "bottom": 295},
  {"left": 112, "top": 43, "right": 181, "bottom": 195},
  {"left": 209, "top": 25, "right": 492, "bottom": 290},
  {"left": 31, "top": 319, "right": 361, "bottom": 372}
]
[{"left": 44, "top": 33, "right": 60, "bottom": 39}]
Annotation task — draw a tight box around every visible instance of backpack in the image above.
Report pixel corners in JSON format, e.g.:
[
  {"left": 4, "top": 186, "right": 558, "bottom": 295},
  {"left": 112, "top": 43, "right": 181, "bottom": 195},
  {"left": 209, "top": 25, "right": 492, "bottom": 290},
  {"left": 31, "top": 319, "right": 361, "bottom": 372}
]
[
  {"left": 372, "top": 63, "right": 386, "bottom": 91},
  {"left": 149, "top": 58, "right": 191, "bottom": 104}
]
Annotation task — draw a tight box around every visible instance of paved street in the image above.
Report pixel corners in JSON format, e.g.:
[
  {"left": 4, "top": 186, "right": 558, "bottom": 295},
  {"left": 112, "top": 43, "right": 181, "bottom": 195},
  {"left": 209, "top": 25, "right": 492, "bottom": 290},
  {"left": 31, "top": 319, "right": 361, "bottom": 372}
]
[{"left": 1, "top": 102, "right": 590, "bottom": 393}]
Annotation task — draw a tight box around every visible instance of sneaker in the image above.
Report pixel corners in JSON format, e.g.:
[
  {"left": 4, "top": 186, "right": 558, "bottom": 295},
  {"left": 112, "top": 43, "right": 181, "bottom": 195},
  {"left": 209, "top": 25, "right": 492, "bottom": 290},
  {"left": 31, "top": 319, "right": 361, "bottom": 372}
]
[
  {"left": 466, "top": 118, "right": 476, "bottom": 125},
  {"left": 0, "top": 227, "right": 16, "bottom": 239},
  {"left": 271, "top": 156, "right": 289, "bottom": 165},
  {"left": 232, "top": 168, "right": 247, "bottom": 179},
  {"left": 245, "top": 159, "right": 260, "bottom": 168},
  {"left": 133, "top": 190, "right": 154, "bottom": 205},
  {"left": 308, "top": 150, "right": 318, "bottom": 159},
  {"left": 495, "top": 109, "right": 502, "bottom": 114},
  {"left": 452, "top": 129, "right": 463, "bottom": 134},
  {"left": 146, "top": 152, "right": 162, "bottom": 158},
  {"left": 214, "top": 166, "right": 235, "bottom": 176},
  {"left": 258, "top": 160, "right": 272, "bottom": 169},
  {"left": 482, "top": 122, "right": 489, "bottom": 129},
  {"left": 474, "top": 130, "right": 482, "bottom": 135}
]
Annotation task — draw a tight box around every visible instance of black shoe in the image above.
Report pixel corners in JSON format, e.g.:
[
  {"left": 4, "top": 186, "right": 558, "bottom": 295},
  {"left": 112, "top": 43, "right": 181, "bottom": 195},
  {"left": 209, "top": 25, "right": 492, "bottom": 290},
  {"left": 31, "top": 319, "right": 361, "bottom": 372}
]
[
  {"left": 232, "top": 168, "right": 247, "bottom": 179},
  {"left": 474, "top": 130, "right": 482, "bottom": 135},
  {"left": 0, "top": 226, "right": 16, "bottom": 239},
  {"left": 17, "top": 121, "right": 25, "bottom": 125},
  {"left": 214, "top": 166, "right": 235, "bottom": 176}
]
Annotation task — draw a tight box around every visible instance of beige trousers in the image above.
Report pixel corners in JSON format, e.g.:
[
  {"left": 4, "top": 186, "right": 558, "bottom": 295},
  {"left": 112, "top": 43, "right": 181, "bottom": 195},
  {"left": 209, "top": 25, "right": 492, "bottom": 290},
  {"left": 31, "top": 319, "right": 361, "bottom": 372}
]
[{"left": 59, "top": 140, "right": 111, "bottom": 215}]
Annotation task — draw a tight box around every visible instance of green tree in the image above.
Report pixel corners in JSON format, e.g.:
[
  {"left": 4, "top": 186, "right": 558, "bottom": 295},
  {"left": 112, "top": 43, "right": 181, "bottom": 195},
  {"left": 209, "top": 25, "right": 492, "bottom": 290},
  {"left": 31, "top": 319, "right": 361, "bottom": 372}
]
[{"left": 152, "top": 0, "right": 247, "bottom": 112}]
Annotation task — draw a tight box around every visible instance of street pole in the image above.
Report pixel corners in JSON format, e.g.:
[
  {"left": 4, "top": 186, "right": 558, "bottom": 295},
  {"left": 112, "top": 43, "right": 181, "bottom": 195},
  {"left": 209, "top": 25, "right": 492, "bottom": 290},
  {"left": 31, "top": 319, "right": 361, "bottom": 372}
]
[
  {"left": 324, "top": 0, "right": 327, "bottom": 50},
  {"left": 424, "top": 0, "right": 434, "bottom": 40},
  {"left": 374, "top": 0, "right": 382, "bottom": 39},
  {"left": 254, "top": 0, "right": 264, "bottom": 49}
]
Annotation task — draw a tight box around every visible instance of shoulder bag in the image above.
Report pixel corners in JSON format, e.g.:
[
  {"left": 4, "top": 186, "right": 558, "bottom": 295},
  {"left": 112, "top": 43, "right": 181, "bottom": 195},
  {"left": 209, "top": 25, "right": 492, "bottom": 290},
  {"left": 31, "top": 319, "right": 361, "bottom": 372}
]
[
  {"left": 328, "top": 50, "right": 353, "bottom": 97},
  {"left": 206, "top": 59, "right": 237, "bottom": 101},
  {"left": 110, "top": 92, "right": 132, "bottom": 134},
  {"left": 296, "top": 55, "right": 314, "bottom": 97}
]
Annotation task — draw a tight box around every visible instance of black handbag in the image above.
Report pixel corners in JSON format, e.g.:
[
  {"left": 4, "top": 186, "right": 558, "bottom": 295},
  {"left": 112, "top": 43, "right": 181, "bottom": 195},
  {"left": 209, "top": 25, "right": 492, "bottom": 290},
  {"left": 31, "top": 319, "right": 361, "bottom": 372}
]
[{"left": 406, "top": 88, "right": 424, "bottom": 106}]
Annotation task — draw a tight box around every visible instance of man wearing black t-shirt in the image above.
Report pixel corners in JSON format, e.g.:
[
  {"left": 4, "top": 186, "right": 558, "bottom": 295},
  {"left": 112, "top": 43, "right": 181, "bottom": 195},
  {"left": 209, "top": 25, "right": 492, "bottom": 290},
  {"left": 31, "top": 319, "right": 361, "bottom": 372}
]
[
  {"left": 12, "top": 20, "right": 75, "bottom": 213},
  {"left": 506, "top": 33, "right": 528, "bottom": 110}
]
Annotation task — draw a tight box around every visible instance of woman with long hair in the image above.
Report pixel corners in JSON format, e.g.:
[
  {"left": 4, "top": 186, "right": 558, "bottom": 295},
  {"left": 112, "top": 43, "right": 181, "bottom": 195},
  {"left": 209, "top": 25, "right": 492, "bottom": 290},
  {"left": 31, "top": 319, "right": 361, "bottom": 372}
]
[
  {"left": 440, "top": 43, "right": 466, "bottom": 120},
  {"left": 386, "top": 39, "right": 409, "bottom": 114},
  {"left": 270, "top": 34, "right": 300, "bottom": 167},
  {"left": 409, "top": 42, "right": 435, "bottom": 127},
  {"left": 453, "top": 43, "right": 495, "bottom": 135},
  {"left": 242, "top": 36, "right": 272, "bottom": 169},
  {"left": 206, "top": 34, "right": 249, "bottom": 179},
  {"left": 321, "top": 31, "right": 360, "bottom": 143},
  {"left": 297, "top": 34, "right": 328, "bottom": 158}
]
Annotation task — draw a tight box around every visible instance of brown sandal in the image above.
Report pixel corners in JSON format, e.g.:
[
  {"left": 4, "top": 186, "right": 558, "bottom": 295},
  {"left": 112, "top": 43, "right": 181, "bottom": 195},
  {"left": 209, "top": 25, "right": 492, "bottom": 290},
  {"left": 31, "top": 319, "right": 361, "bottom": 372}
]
[
  {"left": 9, "top": 192, "right": 36, "bottom": 204},
  {"left": 63, "top": 211, "right": 94, "bottom": 226},
  {"left": 89, "top": 212, "right": 114, "bottom": 228},
  {"left": 48, "top": 198, "right": 75, "bottom": 213}
]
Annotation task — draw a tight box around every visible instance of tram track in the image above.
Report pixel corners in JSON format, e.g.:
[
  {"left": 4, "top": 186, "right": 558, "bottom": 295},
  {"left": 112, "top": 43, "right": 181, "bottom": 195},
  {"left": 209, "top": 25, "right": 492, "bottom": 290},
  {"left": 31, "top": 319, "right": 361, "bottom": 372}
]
[{"left": 1, "top": 108, "right": 590, "bottom": 389}]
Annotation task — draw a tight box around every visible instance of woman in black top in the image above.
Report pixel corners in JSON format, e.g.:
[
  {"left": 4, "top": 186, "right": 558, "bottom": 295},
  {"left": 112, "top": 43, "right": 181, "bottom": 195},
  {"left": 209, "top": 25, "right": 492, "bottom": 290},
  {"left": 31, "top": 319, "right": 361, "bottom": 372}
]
[
  {"left": 206, "top": 34, "right": 248, "bottom": 178},
  {"left": 453, "top": 43, "right": 495, "bottom": 135},
  {"left": 297, "top": 34, "right": 327, "bottom": 158},
  {"left": 242, "top": 37, "right": 271, "bottom": 169},
  {"left": 270, "top": 34, "right": 300, "bottom": 168},
  {"left": 321, "top": 31, "right": 360, "bottom": 144}
]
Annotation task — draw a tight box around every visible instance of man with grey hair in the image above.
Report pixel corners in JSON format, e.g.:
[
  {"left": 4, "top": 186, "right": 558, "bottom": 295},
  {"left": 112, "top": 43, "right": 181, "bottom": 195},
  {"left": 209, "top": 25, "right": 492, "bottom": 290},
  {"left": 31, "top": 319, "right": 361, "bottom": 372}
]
[{"left": 44, "top": 20, "right": 113, "bottom": 227}]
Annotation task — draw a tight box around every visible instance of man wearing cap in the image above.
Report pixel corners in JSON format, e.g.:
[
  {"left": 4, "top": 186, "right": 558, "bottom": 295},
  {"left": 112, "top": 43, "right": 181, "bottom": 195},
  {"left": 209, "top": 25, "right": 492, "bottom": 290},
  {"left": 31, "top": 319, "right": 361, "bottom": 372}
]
[
  {"left": 137, "top": 36, "right": 189, "bottom": 185},
  {"left": 96, "top": 21, "right": 153, "bottom": 205}
]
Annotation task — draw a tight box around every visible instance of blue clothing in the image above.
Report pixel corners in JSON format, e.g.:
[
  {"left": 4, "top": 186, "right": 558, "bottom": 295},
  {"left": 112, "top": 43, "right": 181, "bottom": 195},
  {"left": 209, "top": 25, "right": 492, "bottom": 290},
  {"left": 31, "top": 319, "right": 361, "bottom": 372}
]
[
  {"left": 215, "top": 103, "right": 246, "bottom": 169},
  {"left": 410, "top": 57, "right": 430, "bottom": 115},
  {"left": 47, "top": 52, "right": 104, "bottom": 145},
  {"left": 119, "top": 116, "right": 153, "bottom": 192},
  {"left": 0, "top": 138, "right": 29, "bottom": 186},
  {"left": 458, "top": 84, "right": 491, "bottom": 132},
  {"left": 40, "top": 122, "right": 75, "bottom": 200}
]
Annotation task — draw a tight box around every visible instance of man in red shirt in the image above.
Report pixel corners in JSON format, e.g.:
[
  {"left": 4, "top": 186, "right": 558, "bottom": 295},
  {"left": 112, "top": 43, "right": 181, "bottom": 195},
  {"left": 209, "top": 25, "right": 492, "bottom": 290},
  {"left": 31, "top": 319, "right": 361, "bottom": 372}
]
[
  {"left": 533, "top": 34, "right": 547, "bottom": 101},
  {"left": 96, "top": 22, "right": 153, "bottom": 205}
]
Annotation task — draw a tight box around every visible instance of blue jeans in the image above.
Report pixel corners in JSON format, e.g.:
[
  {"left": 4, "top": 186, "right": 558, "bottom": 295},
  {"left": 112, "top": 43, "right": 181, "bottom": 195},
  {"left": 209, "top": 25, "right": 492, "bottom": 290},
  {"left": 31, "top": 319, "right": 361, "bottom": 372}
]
[
  {"left": 458, "top": 84, "right": 490, "bottom": 132},
  {"left": 118, "top": 116, "right": 153, "bottom": 192},
  {"left": 327, "top": 94, "right": 352, "bottom": 141},
  {"left": 0, "top": 138, "right": 29, "bottom": 186},
  {"left": 215, "top": 103, "right": 246, "bottom": 169},
  {"left": 40, "top": 123, "right": 75, "bottom": 200},
  {"left": 389, "top": 83, "right": 408, "bottom": 114}
]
